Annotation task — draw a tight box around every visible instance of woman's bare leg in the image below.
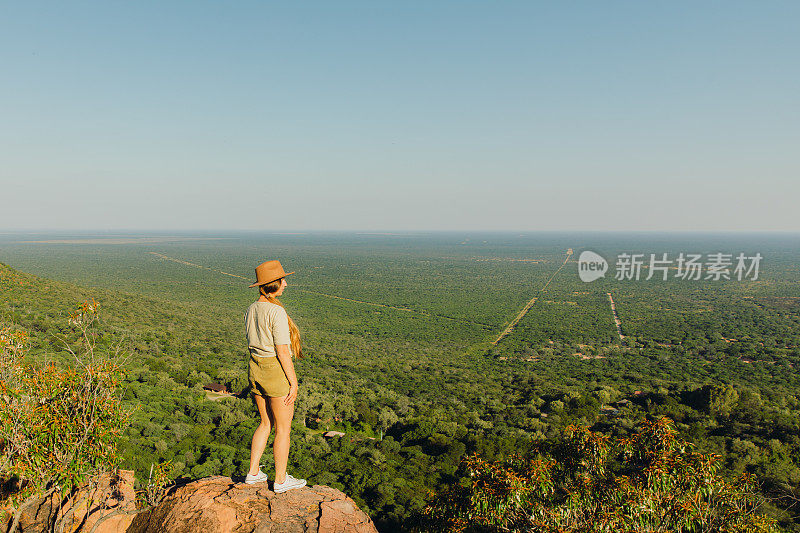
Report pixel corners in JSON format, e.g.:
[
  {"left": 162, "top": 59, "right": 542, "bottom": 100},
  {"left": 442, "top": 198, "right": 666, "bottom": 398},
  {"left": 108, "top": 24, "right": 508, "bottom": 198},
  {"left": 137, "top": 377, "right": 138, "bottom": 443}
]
[
  {"left": 269, "top": 395, "right": 295, "bottom": 484},
  {"left": 248, "top": 393, "right": 273, "bottom": 476}
]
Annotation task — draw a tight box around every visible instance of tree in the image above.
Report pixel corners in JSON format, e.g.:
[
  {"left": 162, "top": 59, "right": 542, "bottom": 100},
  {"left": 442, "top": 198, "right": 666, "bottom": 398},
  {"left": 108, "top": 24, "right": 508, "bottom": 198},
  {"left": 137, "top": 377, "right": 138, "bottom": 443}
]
[
  {"left": 0, "top": 301, "right": 130, "bottom": 532},
  {"left": 422, "top": 417, "right": 778, "bottom": 532},
  {"left": 378, "top": 407, "right": 399, "bottom": 440}
]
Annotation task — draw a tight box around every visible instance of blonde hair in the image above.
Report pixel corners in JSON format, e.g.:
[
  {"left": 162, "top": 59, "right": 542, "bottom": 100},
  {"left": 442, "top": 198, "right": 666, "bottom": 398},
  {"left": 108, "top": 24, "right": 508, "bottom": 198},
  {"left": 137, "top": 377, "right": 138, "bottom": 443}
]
[{"left": 259, "top": 281, "right": 303, "bottom": 359}]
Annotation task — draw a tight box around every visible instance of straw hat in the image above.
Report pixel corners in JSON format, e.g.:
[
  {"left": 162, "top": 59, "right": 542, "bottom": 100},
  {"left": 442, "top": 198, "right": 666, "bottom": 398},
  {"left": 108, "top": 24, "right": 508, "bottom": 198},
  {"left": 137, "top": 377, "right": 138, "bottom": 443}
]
[{"left": 248, "top": 260, "right": 294, "bottom": 288}]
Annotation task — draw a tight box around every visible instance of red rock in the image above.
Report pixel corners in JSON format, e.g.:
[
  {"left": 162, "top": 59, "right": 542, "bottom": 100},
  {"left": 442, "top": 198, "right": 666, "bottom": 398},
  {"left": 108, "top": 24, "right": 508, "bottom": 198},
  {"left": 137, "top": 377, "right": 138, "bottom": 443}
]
[
  {"left": 127, "top": 477, "right": 377, "bottom": 533},
  {"left": 2, "top": 475, "right": 375, "bottom": 533},
  {"left": 0, "top": 470, "right": 137, "bottom": 533}
]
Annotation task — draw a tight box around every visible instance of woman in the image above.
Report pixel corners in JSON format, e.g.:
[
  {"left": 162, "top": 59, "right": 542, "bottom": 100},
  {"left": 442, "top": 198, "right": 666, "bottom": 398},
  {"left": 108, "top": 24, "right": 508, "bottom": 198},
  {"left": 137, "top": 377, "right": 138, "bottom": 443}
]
[{"left": 243, "top": 260, "right": 306, "bottom": 493}]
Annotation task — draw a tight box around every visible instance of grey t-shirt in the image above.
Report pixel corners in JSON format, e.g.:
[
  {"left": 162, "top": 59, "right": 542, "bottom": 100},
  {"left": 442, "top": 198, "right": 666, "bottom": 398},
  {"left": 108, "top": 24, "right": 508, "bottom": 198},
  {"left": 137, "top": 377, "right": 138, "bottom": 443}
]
[{"left": 245, "top": 301, "right": 291, "bottom": 358}]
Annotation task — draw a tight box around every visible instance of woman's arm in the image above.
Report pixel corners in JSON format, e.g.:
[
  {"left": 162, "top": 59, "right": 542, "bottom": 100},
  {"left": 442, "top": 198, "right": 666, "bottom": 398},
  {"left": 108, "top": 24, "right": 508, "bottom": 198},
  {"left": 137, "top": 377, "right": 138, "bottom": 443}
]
[{"left": 275, "top": 344, "right": 298, "bottom": 405}]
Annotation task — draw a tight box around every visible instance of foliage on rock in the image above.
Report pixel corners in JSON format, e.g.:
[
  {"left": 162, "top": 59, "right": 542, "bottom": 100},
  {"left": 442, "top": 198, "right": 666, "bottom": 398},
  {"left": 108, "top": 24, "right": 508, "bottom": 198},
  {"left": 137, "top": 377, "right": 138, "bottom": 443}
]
[{"left": 0, "top": 300, "right": 130, "bottom": 529}]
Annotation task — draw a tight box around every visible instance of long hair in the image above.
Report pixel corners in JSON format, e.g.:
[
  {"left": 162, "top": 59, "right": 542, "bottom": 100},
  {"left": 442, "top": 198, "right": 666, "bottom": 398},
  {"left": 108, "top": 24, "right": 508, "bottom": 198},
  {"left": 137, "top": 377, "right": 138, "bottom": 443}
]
[{"left": 259, "top": 280, "right": 303, "bottom": 359}]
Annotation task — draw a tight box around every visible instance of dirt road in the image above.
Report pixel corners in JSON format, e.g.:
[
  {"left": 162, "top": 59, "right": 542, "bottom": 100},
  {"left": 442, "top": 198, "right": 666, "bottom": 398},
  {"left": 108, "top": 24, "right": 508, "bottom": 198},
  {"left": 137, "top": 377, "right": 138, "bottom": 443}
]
[
  {"left": 492, "top": 249, "right": 574, "bottom": 345},
  {"left": 606, "top": 292, "right": 625, "bottom": 340}
]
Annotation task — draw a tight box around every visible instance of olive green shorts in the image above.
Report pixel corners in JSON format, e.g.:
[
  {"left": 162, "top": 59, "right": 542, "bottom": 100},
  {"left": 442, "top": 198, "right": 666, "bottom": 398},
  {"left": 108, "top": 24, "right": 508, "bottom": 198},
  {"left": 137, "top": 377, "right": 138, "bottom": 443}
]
[{"left": 248, "top": 354, "right": 291, "bottom": 398}]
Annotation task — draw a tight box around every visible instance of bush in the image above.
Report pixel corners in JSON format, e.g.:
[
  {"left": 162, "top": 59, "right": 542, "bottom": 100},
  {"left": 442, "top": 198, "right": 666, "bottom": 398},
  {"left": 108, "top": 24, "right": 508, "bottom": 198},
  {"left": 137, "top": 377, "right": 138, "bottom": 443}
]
[
  {"left": 423, "top": 417, "right": 778, "bottom": 532},
  {"left": 0, "top": 300, "right": 130, "bottom": 530}
]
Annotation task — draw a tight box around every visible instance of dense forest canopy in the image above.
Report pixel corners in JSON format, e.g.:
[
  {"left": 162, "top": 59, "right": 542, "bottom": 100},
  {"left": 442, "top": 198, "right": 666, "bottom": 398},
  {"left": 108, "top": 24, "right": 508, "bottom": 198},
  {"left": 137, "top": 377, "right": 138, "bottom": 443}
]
[{"left": 1, "top": 231, "right": 798, "bottom": 531}]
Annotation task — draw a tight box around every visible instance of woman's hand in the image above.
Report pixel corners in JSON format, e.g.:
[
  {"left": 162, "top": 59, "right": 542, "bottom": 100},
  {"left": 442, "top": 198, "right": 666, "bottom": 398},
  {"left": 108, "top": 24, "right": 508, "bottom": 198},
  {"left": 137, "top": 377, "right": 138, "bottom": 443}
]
[
  {"left": 275, "top": 344, "right": 298, "bottom": 406},
  {"left": 285, "top": 382, "right": 298, "bottom": 405}
]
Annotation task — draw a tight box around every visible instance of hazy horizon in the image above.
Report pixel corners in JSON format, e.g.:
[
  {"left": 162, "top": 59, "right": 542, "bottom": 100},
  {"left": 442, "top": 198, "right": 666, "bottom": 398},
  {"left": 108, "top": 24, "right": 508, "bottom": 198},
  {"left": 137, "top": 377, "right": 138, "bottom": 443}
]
[
  {"left": 3, "top": 228, "right": 800, "bottom": 234},
  {"left": 2, "top": 229, "right": 799, "bottom": 239}
]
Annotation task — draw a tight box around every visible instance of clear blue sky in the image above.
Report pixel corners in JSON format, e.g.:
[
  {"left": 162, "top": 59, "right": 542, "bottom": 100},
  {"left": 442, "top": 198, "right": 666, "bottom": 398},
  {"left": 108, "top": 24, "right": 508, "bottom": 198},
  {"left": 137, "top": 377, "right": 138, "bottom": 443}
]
[{"left": 1, "top": 1, "right": 798, "bottom": 232}]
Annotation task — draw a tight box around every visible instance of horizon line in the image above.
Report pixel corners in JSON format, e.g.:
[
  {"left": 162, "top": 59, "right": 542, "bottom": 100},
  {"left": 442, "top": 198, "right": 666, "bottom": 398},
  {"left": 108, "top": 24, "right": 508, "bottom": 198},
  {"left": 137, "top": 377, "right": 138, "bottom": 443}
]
[{"left": 1, "top": 229, "right": 799, "bottom": 236}]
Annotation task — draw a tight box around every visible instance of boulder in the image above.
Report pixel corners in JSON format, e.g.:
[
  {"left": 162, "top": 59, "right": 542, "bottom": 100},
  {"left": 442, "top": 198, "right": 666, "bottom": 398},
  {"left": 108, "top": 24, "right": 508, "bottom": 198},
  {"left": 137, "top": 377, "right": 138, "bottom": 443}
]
[
  {"left": 127, "top": 476, "right": 377, "bottom": 533},
  {"left": 0, "top": 470, "right": 137, "bottom": 533},
  {"left": 3, "top": 475, "right": 376, "bottom": 533}
]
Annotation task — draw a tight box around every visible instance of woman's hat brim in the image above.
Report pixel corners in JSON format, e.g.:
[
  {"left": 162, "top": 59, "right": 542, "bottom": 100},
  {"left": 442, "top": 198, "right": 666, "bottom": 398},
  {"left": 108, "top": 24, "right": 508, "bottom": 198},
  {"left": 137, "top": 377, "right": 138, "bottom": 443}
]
[{"left": 248, "top": 271, "right": 294, "bottom": 288}]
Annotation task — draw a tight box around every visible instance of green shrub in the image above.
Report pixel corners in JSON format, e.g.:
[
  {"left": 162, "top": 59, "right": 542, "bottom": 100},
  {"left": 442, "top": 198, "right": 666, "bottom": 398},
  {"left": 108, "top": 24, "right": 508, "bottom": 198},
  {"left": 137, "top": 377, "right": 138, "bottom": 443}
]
[
  {"left": 0, "top": 301, "right": 130, "bottom": 528},
  {"left": 423, "top": 417, "right": 778, "bottom": 532}
]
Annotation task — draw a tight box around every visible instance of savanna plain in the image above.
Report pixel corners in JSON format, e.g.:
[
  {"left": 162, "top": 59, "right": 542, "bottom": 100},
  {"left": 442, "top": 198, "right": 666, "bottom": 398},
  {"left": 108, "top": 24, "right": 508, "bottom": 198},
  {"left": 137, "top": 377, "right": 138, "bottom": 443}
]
[{"left": 1, "top": 232, "right": 799, "bottom": 531}]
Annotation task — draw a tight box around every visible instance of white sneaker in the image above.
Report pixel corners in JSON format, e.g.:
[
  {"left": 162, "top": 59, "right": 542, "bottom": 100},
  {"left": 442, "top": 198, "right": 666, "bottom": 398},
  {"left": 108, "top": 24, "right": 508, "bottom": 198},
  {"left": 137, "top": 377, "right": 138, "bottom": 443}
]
[
  {"left": 245, "top": 470, "right": 268, "bottom": 484},
  {"left": 273, "top": 473, "right": 306, "bottom": 493}
]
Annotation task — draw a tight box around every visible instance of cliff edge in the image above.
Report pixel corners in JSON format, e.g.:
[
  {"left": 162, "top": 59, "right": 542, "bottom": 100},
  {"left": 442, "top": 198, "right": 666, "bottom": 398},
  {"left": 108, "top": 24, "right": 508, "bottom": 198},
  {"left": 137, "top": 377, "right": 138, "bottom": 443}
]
[
  {"left": 128, "top": 476, "right": 377, "bottom": 533},
  {"left": 2, "top": 474, "right": 377, "bottom": 533}
]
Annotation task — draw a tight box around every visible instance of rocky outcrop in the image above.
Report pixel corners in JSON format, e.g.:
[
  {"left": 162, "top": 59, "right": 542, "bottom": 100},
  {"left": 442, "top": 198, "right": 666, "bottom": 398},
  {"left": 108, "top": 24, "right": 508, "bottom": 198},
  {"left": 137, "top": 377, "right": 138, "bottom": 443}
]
[
  {"left": 1, "top": 470, "right": 137, "bottom": 533},
  {"left": 3, "top": 475, "right": 376, "bottom": 533},
  {"left": 127, "top": 476, "right": 377, "bottom": 533}
]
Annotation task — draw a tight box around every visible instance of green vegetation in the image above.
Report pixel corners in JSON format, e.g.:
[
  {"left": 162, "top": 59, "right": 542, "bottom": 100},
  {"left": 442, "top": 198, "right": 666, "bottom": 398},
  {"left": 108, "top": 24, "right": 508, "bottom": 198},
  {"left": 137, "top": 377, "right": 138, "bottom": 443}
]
[
  {"left": 0, "top": 300, "right": 129, "bottom": 530},
  {"left": 423, "top": 417, "right": 779, "bottom": 532},
  {"left": 1, "top": 232, "right": 798, "bottom": 531}
]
